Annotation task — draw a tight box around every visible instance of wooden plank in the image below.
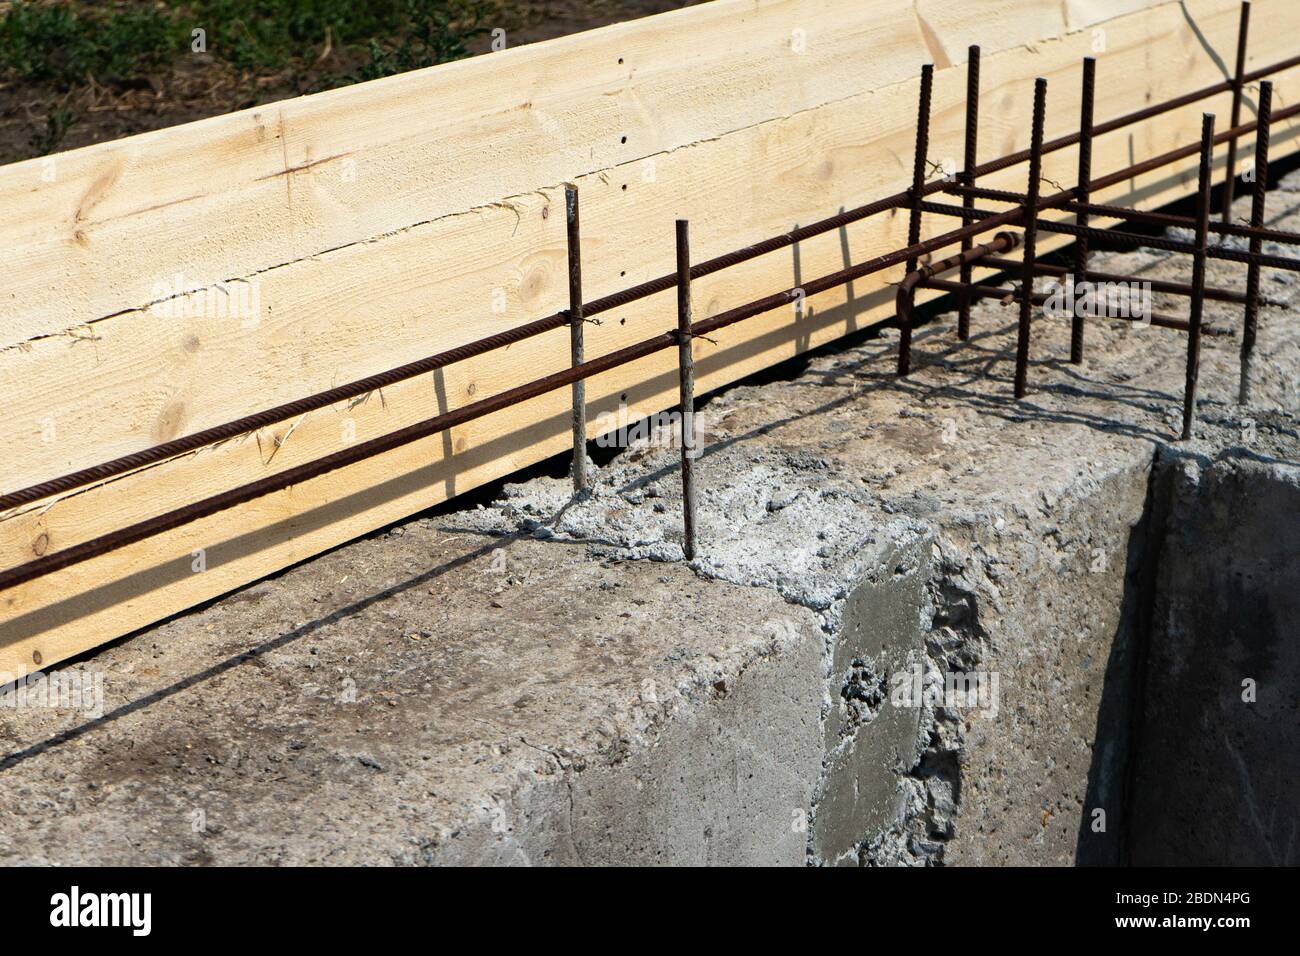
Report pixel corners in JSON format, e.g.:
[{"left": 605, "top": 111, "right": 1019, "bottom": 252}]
[
  {"left": 0, "top": 0, "right": 1108, "bottom": 349},
  {"left": 0, "top": 0, "right": 1197, "bottom": 349},
  {"left": 3, "top": 0, "right": 1297, "bottom": 677}
]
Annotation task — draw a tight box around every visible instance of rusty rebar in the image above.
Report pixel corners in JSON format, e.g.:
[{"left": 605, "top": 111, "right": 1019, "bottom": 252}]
[
  {"left": 897, "top": 231, "right": 1021, "bottom": 336},
  {"left": 951, "top": 188, "right": 1300, "bottom": 247},
  {"left": 1240, "top": 80, "right": 1271, "bottom": 405},
  {"left": 980, "top": 256, "right": 1253, "bottom": 305},
  {"left": 1057, "top": 201, "right": 1300, "bottom": 246},
  {"left": 1182, "top": 114, "right": 1216, "bottom": 441},
  {"left": 1015, "top": 78, "right": 1047, "bottom": 399},
  {"left": 1222, "top": 2, "right": 1252, "bottom": 224},
  {"left": 899, "top": 63, "right": 934, "bottom": 377},
  {"left": 920, "top": 278, "right": 1227, "bottom": 335},
  {"left": 918, "top": 200, "right": 1300, "bottom": 272},
  {"left": 0, "top": 207, "right": 1055, "bottom": 593},
  {"left": 0, "top": 325, "right": 679, "bottom": 593},
  {"left": 1072, "top": 56, "right": 1096, "bottom": 364},
  {"left": 675, "top": 220, "right": 698, "bottom": 561},
  {"left": 565, "top": 185, "right": 588, "bottom": 493},
  {"left": 958, "top": 46, "right": 981, "bottom": 342}
]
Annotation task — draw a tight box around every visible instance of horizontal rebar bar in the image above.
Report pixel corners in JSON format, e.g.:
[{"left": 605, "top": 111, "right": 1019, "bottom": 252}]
[
  {"left": 919, "top": 201, "right": 1300, "bottom": 272},
  {"left": 919, "top": 278, "right": 1233, "bottom": 335},
  {"left": 978, "top": 257, "right": 1255, "bottom": 305},
  {"left": 947, "top": 186, "right": 1300, "bottom": 247},
  {"left": 1061, "top": 201, "right": 1300, "bottom": 246},
  {"left": 971, "top": 50, "right": 1300, "bottom": 182},
  {"left": 898, "top": 233, "right": 1023, "bottom": 373}
]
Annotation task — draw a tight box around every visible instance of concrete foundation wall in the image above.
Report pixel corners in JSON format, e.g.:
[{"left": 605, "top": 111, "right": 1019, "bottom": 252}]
[
  {"left": 923, "top": 453, "right": 1153, "bottom": 866},
  {"left": 1127, "top": 449, "right": 1300, "bottom": 866},
  {"left": 435, "top": 615, "right": 826, "bottom": 866}
]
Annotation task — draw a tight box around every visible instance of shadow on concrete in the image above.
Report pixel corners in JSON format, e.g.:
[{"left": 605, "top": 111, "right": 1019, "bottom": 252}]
[
  {"left": 1072, "top": 456, "right": 1162, "bottom": 865},
  {"left": 0, "top": 533, "right": 514, "bottom": 775}
]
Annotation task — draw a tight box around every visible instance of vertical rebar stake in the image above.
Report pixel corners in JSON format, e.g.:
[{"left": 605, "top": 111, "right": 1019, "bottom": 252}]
[
  {"left": 898, "top": 63, "right": 933, "bottom": 377},
  {"left": 1240, "top": 80, "right": 1271, "bottom": 405},
  {"left": 675, "top": 219, "right": 698, "bottom": 562},
  {"left": 1182, "top": 114, "right": 1216, "bottom": 441},
  {"left": 1015, "top": 77, "right": 1047, "bottom": 399},
  {"left": 1222, "top": 1, "right": 1252, "bottom": 224},
  {"left": 958, "top": 46, "right": 981, "bottom": 342},
  {"left": 1071, "top": 57, "right": 1096, "bottom": 365},
  {"left": 564, "top": 185, "right": 587, "bottom": 493}
]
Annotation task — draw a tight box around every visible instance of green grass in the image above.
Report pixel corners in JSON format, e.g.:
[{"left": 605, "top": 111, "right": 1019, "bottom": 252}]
[
  {"left": 195, "top": 0, "right": 491, "bottom": 79},
  {"left": 0, "top": 0, "right": 495, "bottom": 88},
  {"left": 0, "top": 0, "right": 497, "bottom": 154},
  {"left": 0, "top": 2, "right": 180, "bottom": 87},
  {"left": 27, "top": 105, "right": 77, "bottom": 155},
  {"left": 343, "top": 1, "right": 492, "bottom": 84}
]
